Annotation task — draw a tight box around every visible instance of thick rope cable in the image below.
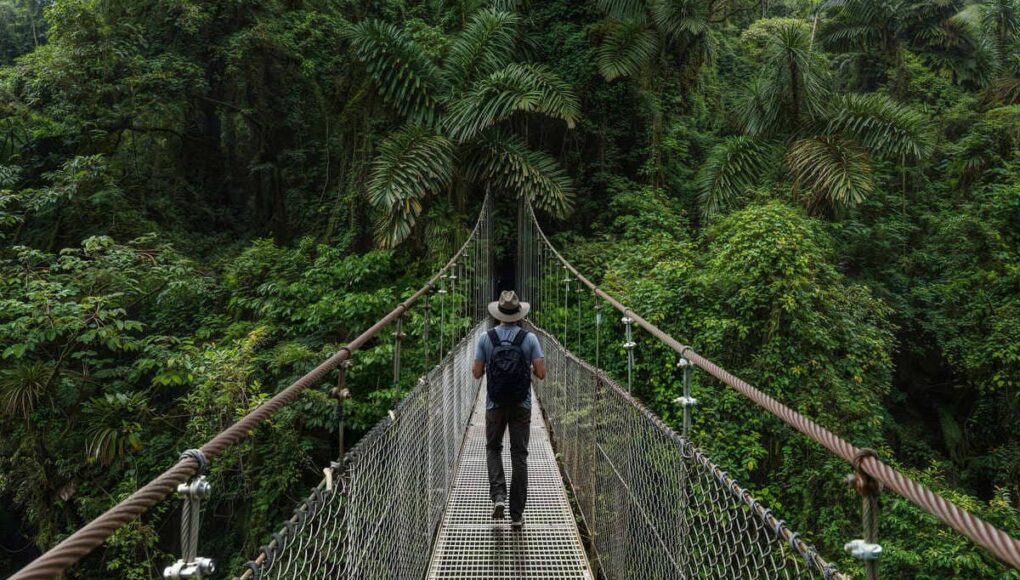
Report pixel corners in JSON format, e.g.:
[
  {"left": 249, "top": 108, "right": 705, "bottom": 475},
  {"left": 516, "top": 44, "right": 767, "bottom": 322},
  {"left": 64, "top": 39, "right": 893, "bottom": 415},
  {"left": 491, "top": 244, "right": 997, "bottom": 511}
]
[
  {"left": 524, "top": 199, "right": 1020, "bottom": 570},
  {"left": 10, "top": 197, "right": 492, "bottom": 580}
]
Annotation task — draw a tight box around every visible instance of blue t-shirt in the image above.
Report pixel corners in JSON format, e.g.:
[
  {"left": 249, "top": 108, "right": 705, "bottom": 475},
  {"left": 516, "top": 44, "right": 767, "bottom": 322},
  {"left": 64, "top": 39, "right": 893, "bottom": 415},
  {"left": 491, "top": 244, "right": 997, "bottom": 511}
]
[{"left": 474, "top": 324, "right": 544, "bottom": 410}]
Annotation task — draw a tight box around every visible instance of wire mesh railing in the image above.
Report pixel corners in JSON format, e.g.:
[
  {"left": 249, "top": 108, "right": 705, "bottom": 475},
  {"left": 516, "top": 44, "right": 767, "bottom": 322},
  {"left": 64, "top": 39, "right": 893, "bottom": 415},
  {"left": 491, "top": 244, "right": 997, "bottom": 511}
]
[
  {"left": 517, "top": 196, "right": 1020, "bottom": 575},
  {"left": 9, "top": 197, "right": 492, "bottom": 580},
  {"left": 239, "top": 322, "right": 485, "bottom": 579},
  {"left": 531, "top": 324, "right": 843, "bottom": 579}
]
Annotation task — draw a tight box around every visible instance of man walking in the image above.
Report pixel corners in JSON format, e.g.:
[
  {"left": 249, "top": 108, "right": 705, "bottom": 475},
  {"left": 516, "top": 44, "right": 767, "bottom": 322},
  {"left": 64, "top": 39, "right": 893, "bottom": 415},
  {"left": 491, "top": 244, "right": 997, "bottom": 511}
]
[{"left": 472, "top": 290, "right": 546, "bottom": 530}]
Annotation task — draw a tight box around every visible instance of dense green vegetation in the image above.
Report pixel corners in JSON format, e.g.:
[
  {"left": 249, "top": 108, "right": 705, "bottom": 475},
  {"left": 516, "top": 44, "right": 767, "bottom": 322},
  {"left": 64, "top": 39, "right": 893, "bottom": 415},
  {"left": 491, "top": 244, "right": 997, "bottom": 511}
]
[{"left": 1, "top": 0, "right": 1019, "bottom": 577}]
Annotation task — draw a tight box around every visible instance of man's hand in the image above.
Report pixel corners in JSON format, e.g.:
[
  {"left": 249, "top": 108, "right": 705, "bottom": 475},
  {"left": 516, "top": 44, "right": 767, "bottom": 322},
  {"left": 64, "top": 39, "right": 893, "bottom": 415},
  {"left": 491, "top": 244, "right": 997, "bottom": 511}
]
[
  {"left": 472, "top": 360, "right": 485, "bottom": 379},
  {"left": 532, "top": 358, "right": 546, "bottom": 380}
]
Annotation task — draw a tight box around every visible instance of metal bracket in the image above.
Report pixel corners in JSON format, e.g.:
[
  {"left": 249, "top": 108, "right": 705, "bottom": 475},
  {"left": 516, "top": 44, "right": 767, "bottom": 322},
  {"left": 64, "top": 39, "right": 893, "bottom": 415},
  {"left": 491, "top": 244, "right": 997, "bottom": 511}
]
[
  {"left": 164, "top": 476, "right": 214, "bottom": 579},
  {"left": 164, "top": 558, "right": 215, "bottom": 579},
  {"left": 844, "top": 539, "right": 882, "bottom": 561},
  {"left": 673, "top": 396, "right": 698, "bottom": 407}
]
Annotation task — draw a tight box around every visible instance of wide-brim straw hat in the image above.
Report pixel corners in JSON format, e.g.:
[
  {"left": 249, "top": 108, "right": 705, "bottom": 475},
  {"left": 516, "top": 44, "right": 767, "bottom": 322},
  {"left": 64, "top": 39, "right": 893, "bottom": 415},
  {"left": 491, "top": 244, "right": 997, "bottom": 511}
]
[{"left": 488, "top": 290, "right": 530, "bottom": 322}]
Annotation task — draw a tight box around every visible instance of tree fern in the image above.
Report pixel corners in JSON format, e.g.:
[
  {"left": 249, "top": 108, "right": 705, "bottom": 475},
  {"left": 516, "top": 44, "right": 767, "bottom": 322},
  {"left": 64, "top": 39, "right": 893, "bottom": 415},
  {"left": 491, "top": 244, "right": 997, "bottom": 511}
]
[
  {"left": 596, "top": 19, "right": 659, "bottom": 81},
  {"left": 443, "top": 9, "right": 520, "bottom": 92},
  {"left": 367, "top": 124, "right": 454, "bottom": 247},
  {"left": 697, "top": 136, "right": 772, "bottom": 216},
  {"left": 788, "top": 136, "right": 873, "bottom": 212},
  {"left": 445, "top": 63, "right": 580, "bottom": 142},
  {"left": 465, "top": 129, "right": 574, "bottom": 216},
  {"left": 344, "top": 20, "right": 443, "bottom": 121},
  {"left": 826, "top": 93, "right": 933, "bottom": 160}
]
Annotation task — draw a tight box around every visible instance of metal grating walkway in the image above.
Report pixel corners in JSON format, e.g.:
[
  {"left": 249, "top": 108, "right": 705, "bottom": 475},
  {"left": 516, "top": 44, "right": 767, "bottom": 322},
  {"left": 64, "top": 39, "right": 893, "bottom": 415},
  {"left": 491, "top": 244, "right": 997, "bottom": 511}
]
[{"left": 426, "top": 388, "right": 593, "bottom": 579}]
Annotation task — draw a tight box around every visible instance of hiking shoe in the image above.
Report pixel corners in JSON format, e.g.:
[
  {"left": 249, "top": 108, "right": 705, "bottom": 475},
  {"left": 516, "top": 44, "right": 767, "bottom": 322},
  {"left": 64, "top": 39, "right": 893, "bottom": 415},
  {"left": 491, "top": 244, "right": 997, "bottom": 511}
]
[
  {"left": 510, "top": 514, "right": 524, "bottom": 530},
  {"left": 491, "top": 500, "right": 505, "bottom": 519}
]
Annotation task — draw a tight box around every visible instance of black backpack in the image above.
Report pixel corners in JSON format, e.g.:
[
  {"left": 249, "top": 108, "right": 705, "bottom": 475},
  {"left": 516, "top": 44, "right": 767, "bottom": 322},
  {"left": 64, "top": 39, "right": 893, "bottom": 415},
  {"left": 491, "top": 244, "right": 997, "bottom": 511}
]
[{"left": 485, "top": 328, "right": 531, "bottom": 406}]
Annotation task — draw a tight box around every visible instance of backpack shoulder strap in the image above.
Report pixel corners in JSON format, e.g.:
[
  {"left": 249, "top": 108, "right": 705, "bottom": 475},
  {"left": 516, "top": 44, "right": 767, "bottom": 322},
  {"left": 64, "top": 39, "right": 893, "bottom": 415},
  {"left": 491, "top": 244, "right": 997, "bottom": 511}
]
[
  {"left": 511, "top": 329, "right": 528, "bottom": 347},
  {"left": 487, "top": 329, "right": 502, "bottom": 348}
]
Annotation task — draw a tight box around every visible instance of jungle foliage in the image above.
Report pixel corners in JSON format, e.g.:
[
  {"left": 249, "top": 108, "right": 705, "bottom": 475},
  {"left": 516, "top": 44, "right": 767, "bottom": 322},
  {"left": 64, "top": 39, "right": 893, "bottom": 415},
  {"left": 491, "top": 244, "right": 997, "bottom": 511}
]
[{"left": 1, "top": 0, "right": 1019, "bottom": 578}]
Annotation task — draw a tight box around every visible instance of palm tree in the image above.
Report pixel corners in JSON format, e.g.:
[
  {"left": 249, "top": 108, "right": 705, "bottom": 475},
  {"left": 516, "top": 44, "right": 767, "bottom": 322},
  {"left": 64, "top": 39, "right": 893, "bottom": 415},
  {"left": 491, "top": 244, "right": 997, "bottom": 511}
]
[
  {"left": 593, "top": 0, "right": 712, "bottom": 187},
  {"left": 983, "top": 0, "right": 1020, "bottom": 61},
  {"left": 698, "top": 23, "right": 932, "bottom": 217},
  {"left": 345, "top": 9, "right": 580, "bottom": 247},
  {"left": 822, "top": 0, "right": 997, "bottom": 90}
]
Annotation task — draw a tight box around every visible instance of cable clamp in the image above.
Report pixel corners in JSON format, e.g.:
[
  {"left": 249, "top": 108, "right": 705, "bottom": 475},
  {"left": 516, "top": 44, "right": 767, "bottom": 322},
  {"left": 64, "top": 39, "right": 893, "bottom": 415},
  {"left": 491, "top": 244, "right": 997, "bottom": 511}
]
[
  {"left": 164, "top": 558, "right": 215, "bottom": 579},
  {"left": 844, "top": 539, "right": 882, "bottom": 561},
  {"left": 179, "top": 449, "right": 208, "bottom": 474},
  {"left": 673, "top": 396, "right": 698, "bottom": 407},
  {"left": 177, "top": 476, "right": 211, "bottom": 500}
]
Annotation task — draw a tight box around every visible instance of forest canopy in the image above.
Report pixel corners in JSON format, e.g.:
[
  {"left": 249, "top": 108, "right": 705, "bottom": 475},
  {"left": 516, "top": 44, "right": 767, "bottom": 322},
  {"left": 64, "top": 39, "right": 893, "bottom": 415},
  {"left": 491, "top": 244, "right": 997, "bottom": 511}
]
[{"left": 1, "top": 0, "right": 1019, "bottom": 578}]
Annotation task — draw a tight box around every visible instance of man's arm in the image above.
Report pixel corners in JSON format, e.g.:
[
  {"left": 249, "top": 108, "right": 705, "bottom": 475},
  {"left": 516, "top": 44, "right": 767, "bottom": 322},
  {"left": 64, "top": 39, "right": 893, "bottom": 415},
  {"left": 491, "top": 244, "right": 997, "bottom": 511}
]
[
  {"left": 532, "top": 358, "right": 546, "bottom": 380},
  {"left": 472, "top": 360, "right": 485, "bottom": 379}
]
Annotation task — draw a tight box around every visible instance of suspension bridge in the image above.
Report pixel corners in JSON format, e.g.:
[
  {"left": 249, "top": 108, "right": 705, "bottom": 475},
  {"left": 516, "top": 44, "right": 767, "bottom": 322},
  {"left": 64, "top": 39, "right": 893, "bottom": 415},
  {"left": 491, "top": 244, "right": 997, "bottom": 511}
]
[{"left": 9, "top": 197, "right": 1020, "bottom": 579}]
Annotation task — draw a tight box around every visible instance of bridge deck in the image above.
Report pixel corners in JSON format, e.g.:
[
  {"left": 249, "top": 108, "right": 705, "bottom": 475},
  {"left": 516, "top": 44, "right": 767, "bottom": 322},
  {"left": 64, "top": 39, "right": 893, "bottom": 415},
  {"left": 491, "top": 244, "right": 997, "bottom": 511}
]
[{"left": 426, "top": 388, "right": 593, "bottom": 579}]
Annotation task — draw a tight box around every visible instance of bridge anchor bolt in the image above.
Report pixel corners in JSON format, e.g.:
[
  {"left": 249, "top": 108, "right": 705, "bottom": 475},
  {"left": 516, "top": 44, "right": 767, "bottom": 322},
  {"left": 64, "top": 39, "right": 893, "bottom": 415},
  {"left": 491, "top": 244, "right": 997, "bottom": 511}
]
[{"left": 844, "top": 539, "right": 882, "bottom": 561}]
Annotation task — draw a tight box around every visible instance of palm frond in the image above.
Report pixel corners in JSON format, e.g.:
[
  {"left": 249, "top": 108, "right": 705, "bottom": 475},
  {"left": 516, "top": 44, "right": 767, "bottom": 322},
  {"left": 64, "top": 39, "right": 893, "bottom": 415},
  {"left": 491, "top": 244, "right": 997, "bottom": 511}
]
[
  {"left": 740, "top": 76, "right": 783, "bottom": 137},
  {"left": 464, "top": 129, "right": 574, "bottom": 216},
  {"left": 445, "top": 63, "right": 580, "bottom": 142},
  {"left": 697, "top": 136, "right": 771, "bottom": 216},
  {"left": 596, "top": 19, "right": 660, "bottom": 81},
  {"left": 344, "top": 20, "right": 443, "bottom": 120},
  {"left": 648, "top": 0, "right": 709, "bottom": 38},
  {"left": 367, "top": 124, "right": 454, "bottom": 247},
  {"left": 986, "top": 76, "right": 1020, "bottom": 104},
  {"left": 826, "top": 93, "right": 933, "bottom": 160},
  {"left": 788, "top": 136, "right": 873, "bottom": 212},
  {"left": 597, "top": 0, "right": 648, "bottom": 21},
  {"left": 443, "top": 9, "right": 520, "bottom": 92}
]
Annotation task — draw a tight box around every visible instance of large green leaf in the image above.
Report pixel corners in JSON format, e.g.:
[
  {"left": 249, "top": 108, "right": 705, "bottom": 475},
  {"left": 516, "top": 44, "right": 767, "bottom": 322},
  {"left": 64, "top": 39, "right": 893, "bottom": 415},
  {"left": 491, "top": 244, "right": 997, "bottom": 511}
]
[
  {"left": 443, "top": 9, "right": 520, "bottom": 92},
  {"left": 697, "top": 136, "right": 772, "bottom": 216},
  {"left": 367, "top": 124, "right": 454, "bottom": 247},
  {"left": 445, "top": 63, "right": 580, "bottom": 142},
  {"left": 597, "top": 0, "right": 649, "bottom": 21},
  {"left": 464, "top": 129, "right": 574, "bottom": 216},
  {"left": 596, "top": 19, "right": 660, "bottom": 81},
  {"left": 344, "top": 20, "right": 443, "bottom": 121},
  {"left": 826, "top": 93, "right": 933, "bottom": 160},
  {"left": 648, "top": 0, "right": 708, "bottom": 37},
  {"left": 788, "top": 135, "right": 873, "bottom": 211}
]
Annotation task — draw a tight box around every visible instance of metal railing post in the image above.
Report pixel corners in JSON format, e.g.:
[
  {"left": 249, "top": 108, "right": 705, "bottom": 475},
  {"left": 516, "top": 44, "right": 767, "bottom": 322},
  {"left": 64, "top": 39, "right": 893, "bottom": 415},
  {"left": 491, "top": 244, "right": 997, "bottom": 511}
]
[
  {"left": 622, "top": 316, "right": 635, "bottom": 392},
  {"left": 673, "top": 355, "right": 697, "bottom": 439}
]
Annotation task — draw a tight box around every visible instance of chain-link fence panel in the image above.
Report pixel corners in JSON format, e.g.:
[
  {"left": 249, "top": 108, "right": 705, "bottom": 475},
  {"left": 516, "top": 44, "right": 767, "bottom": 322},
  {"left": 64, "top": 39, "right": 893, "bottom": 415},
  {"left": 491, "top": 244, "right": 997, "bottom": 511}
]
[
  {"left": 531, "top": 325, "right": 843, "bottom": 580},
  {"left": 240, "top": 322, "right": 485, "bottom": 579}
]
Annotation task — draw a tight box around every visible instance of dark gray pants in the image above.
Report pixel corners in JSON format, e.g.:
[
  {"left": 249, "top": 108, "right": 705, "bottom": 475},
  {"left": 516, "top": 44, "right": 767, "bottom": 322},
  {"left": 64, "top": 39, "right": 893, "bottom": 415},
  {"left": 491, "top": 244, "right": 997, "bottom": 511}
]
[{"left": 485, "top": 405, "right": 530, "bottom": 518}]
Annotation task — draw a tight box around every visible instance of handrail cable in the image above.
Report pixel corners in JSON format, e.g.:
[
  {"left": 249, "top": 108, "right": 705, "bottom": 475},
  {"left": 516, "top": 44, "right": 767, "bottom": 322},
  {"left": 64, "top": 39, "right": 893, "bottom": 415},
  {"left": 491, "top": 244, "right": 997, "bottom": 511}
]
[
  {"left": 524, "top": 199, "right": 1020, "bottom": 570},
  {"left": 10, "top": 196, "right": 493, "bottom": 580}
]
